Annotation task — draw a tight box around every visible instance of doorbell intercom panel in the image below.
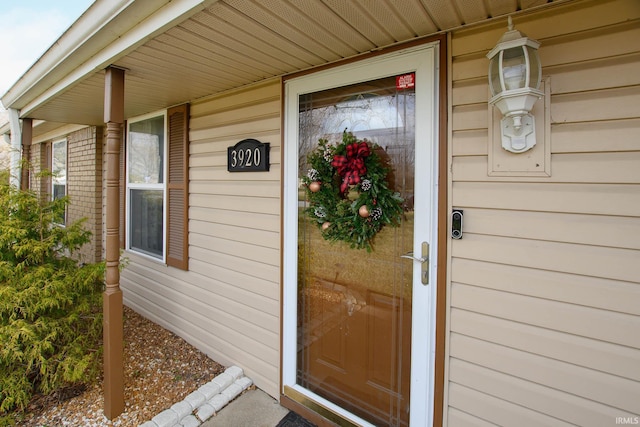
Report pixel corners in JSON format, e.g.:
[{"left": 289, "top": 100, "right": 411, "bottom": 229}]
[{"left": 452, "top": 209, "right": 463, "bottom": 240}]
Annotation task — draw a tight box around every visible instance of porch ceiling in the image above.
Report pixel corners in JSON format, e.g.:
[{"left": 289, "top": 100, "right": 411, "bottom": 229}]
[{"left": 19, "top": 0, "right": 562, "bottom": 136}]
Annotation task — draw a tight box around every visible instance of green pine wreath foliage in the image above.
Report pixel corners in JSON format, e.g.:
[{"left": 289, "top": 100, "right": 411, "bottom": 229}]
[{"left": 302, "top": 131, "right": 404, "bottom": 251}]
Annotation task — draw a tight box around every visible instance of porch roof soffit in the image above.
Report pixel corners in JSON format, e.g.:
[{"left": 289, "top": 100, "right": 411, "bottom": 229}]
[
  {"left": 1, "top": 0, "right": 567, "bottom": 137},
  {"left": 1, "top": 0, "right": 219, "bottom": 122}
]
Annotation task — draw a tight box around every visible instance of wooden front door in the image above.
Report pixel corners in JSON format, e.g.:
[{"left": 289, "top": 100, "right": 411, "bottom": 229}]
[{"left": 284, "top": 44, "right": 438, "bottom": 426}]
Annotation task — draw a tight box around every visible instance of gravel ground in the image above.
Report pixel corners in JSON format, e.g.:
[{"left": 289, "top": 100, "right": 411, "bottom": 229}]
[{"left": 19, "top": 306, "right": 225, "bottom": 426}]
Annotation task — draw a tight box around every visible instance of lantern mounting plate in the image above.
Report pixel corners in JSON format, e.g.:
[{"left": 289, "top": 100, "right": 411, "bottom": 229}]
[{"left": 500, "top": 113, "right": 536, "bottom": 153}]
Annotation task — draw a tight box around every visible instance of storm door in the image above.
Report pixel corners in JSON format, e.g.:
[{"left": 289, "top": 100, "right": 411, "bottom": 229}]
[{"left": 283, "top": 44, "right": 439, "bottom": 427}]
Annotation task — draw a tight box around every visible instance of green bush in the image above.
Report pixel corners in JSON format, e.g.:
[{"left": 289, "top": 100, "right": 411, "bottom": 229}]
[{"left": 0, "top": 180, "right": 104, "bottom": 415}]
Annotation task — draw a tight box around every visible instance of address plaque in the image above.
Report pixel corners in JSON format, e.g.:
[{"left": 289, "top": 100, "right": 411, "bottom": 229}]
[{"left": 227, "top": 138, "right": 270, "bottom": 172}]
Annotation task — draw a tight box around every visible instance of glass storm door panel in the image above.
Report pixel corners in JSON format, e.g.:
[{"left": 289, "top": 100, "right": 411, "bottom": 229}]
[{"left": 297, "top": 76, "right": 415, "bottom": 426}]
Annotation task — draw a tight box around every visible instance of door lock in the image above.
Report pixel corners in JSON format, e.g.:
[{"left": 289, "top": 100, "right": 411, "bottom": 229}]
[{"left": 400, "top": 242, "right": 429, "bottom": 285}]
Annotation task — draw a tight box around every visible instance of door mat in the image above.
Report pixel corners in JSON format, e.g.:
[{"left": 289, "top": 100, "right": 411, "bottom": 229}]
[{"left": 276, "top": 411, "right": 317, "bottom": 427}]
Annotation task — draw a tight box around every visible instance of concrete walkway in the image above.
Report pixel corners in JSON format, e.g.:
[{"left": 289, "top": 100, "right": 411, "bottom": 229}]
[
  {"left": 201, "top": 388, "right": 289, "bottom": 427},
  {"left": 139, "top": 366, "right": 290, "bottom": 427}
]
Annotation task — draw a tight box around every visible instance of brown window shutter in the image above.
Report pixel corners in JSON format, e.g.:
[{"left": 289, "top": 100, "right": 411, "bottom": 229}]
[
  {"left": 166, "top": 104, "right": 189, "bottom": 270},
  {"left": 43, "top": 142, "right": 52, "bottom": 202}
]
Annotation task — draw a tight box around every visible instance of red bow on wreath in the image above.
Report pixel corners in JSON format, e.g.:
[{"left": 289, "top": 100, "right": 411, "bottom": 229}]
[{"left": 331, "top": 141, "right": 371, "bottom": 193}]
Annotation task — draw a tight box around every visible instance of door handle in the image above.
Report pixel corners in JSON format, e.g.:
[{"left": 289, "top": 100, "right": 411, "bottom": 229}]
[
  {"left": 400, "top": 252, "right": 427, "bottom": 263},
  {"left": 400, "top": 242, "right": 429, "bottom": 285}
]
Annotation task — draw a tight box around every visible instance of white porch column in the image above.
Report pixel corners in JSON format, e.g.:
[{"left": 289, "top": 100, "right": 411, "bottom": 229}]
[{"left": 7, "top": 108, "right": 21, "bottom": 188}]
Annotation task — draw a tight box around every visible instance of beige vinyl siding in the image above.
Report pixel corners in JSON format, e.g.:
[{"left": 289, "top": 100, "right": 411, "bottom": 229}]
[
  {"left": 447, "top": 0, "right": 640, "bottom": 425},
  {"left": 121, "top": 79, "right": 281, "bottom": 397}
]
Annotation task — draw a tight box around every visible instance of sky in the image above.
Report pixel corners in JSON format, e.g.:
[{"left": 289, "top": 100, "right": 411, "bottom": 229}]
[{"left": 0, "top": 0, "right": 95, "bottom": 113}]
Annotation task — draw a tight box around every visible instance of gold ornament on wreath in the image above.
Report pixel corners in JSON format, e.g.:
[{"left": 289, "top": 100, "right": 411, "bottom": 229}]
[{"left": 302, "top": 131, "right": 404, "bottom": 251}]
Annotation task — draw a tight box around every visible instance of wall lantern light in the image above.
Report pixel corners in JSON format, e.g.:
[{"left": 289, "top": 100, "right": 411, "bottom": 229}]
[{"left": 487, "top": 16, "right": 543, "bottom": 153}]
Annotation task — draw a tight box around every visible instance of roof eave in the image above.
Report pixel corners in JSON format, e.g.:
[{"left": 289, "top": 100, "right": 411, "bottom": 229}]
[{"left": 1, "top": 0, "right": 218, "bottom": 117}]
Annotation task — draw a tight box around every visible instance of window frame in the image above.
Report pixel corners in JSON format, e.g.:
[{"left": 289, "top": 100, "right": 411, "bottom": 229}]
[
  {"left": 51, "top": 137, "right": 68, "bottom": 226},
  {"left": 125, "top": 110, "right": 168, "bottom": 262}
]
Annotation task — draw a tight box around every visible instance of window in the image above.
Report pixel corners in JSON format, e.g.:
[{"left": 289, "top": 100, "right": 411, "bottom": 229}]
[
  {"left": 127, "top": 113, "right": 165, "bottom": 258},
  {"left": 126, "top": 104, "right": 189, "bottom": 269},
  {"left": 51, "top": 138, "right": 67, "bottom": 224}
]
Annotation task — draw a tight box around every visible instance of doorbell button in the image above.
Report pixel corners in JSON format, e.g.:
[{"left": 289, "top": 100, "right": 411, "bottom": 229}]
[{"left": 452, "top": 209, "right": 463, "bottom": 240}]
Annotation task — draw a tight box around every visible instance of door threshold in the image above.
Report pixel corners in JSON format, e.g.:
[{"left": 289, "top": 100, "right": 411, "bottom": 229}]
[{"left": 282, "top": 386, "right": 369, "bottom": 427}]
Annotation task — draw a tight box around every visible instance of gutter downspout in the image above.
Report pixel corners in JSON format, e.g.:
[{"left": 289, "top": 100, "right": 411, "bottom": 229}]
[{"left": 8, "top": 108, "right": 21, "bottom": 188}]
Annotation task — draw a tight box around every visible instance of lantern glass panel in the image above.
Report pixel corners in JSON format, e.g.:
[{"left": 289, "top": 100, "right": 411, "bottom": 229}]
[
  {"left": 526, "top": 45, "right": 541, "bottom": 89},
  {"left": 489, "top": 54, "right": 502, "bottom": 96},
  {"left": 501, "top": 46, "right": 527, "bottom": 91}
]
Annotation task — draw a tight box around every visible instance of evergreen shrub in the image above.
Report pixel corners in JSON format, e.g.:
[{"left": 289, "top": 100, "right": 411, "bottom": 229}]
[{"left": 0, "top": 179, "right": 104, "bottom": 415}]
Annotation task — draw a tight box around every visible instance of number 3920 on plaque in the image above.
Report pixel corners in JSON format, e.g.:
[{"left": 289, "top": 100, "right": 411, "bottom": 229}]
[{"left": 227, "top": 139, "right": 270, "bottom": 172}]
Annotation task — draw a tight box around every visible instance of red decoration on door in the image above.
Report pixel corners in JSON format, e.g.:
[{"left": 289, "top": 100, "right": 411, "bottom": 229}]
[{"left": 396, "top": 73, "right": 415, "bottom": 90}]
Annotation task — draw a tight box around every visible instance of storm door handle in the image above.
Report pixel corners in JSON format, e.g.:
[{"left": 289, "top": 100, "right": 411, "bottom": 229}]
[
  {"left": 400, "top": 252, "right": 427, "bottom": 263},
  {"left": 399, "top": 242, "right": 429, "bottom": 285}
]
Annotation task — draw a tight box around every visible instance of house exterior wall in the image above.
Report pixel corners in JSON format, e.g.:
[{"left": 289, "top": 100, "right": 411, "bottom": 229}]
[
  {"left": 446, "top": 0, "right": 640, "bottom": 425},
  {"left": 27, "top": 126, "right": 103, "bottom": 263},
  {"left": 67, "top": 126, "right": 103, "bottom": 263},
  {"left": 27, "top": 141, "right": 48, "bottom": 201},
  {"left": 111, "top": 0, "right": 640, "bottom": 422},
  {"left": 120, "top": 79, "right": 282, "bottom": 398}
]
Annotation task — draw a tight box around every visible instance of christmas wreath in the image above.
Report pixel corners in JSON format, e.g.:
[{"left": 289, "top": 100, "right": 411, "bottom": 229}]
[{"left": 302, "top": 131, "right": 404, "bottom": 251}]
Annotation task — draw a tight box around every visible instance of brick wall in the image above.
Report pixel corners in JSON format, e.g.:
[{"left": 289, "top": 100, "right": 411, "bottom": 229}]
[
  {"left": 27, "top": 128, "right": 104, "bottom": 263},
  {"left": 67, "top": 126, "right": 103, "bottom": 263},
  {"left": 28, "top": 141, "right": 50, "bottom": 203}
]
